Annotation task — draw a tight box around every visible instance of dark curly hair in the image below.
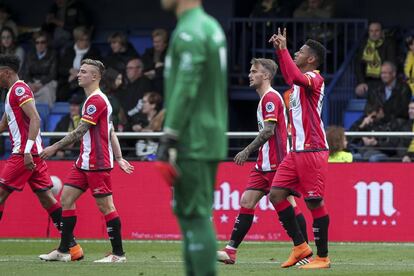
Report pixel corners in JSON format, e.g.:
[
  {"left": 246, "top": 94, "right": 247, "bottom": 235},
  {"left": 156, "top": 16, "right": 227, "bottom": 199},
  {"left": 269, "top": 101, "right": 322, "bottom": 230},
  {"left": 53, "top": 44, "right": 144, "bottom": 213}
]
[{"left": 0, "top": 54, "right": 19, "bottom": 72}]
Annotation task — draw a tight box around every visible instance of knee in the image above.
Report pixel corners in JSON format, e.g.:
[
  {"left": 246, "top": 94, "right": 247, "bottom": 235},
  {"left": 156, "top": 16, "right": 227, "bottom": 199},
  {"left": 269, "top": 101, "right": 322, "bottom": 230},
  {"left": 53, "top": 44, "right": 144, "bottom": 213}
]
[
  {"left": 36, "top": 191, "right": 57, "bottom": 209},
  {"left": 60, "top": 195, "right": 75, "bottom": 210},
  {"left": 240, "top": 197, "right": 256, "bottom": 210},
  {"left": 306, "top": 199, "right": 323, "bottom": 210},
  {"left": 96, "top": 200, "right": 116, "bottom": 215},
  {"left": 269, "top": 189, "right": 286, "bottom": 205}
]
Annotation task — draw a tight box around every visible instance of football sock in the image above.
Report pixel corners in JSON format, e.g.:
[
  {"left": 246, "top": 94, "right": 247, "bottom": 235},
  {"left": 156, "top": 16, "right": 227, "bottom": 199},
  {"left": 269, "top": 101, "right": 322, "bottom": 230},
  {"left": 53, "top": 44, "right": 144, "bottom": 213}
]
[
  {"left": 228, "top": 207, "right": 255, "bottom": 249},
  {"left": 0, "top": 203, "right": 4, "bottom": 221},
  {"left": 311, "top": 205, "right": 329, "bottom": 257},
  {"left": 294, "top": 206, "right": 308, "bottom": 243},
  {"left": 46, "top": 202, "right": 62, "bottom": 231},
  {"left": 58, "top": 209, "right": 77, "bottom": 253},
  {"left": 105, "top": 211, "right": 124, "bottom": 256},
  {"left": 178, "top": 217, "right": 217, "bottom": 276},
  {"left": 273, "top": 199, "right": 305, "bottom": 246}
]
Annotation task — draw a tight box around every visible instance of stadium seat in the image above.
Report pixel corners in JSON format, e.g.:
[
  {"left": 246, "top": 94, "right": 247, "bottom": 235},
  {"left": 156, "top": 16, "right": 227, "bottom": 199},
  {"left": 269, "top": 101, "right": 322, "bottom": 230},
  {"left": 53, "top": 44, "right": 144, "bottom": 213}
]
[
  {"left": 47, "top": 113, "right": 65, "bottom": 132},
  {"left": 128, "top": 35, "right": 153, "bottom": 55},
  {"left": 35, "top": 103, "right": 50, "bottom": 131},
  {"left": 343, "top": 99, "right": 366, "bottom": 129},
  {"left": 51, "top": 102, "right": 70, "bottom": 114}
]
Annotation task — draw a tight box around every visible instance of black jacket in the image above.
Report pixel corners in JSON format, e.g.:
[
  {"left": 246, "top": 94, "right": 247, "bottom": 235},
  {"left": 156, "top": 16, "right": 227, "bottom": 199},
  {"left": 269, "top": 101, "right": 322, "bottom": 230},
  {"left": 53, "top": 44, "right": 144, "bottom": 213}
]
[{"left": 23, "top": 49, "right": 57, "bottom": 85}]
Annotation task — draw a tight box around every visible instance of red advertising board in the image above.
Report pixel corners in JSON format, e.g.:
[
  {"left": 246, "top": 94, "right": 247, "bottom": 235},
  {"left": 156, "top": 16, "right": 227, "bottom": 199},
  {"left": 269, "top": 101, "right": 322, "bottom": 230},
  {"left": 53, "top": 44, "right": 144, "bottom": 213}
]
[{"left": 0, "top": 161, "right": 412, "bottom": 242}]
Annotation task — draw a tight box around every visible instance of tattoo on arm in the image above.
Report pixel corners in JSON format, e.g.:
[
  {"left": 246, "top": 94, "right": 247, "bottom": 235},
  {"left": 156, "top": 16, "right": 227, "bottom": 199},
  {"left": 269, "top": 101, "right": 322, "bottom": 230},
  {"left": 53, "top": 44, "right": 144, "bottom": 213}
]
[
  {"left": 55, "top": 120, "right": 91, "bottom": 150},
  {"left": 244, "top": 121, "right": 276, "bottom": 154}
]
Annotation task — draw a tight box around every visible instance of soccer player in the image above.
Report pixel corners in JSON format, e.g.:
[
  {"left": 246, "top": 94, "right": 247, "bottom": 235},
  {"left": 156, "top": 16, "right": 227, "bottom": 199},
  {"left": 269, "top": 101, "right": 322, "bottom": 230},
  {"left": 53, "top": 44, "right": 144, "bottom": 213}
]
[
  {"left": 217, "top": 58, "right": 308, "bottom": 264},
  {"left": 0, "top": 54, "right": 82, "bottom": 261},
  {"left": 268, "top": 28, "right": 331, "bottom": 269},
  {"left": 39, "top": 59, "right": 134, "bottom": 263},
  {"left": 157, "top": 0, "right": 227, "bottom": 275}
]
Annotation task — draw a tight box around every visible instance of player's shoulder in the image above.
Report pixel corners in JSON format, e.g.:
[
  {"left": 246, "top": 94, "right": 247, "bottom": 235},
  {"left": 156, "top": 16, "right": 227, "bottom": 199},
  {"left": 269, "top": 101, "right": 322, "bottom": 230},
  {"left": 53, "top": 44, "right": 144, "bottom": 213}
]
[
  {"left": 263, "top": 90, "right": 283, "bottom": 104},
  {"left": 10, "top": 81, "right": 32, "bottom": 97},
  {"left": 304, "top": 70, "right": 324, "bottom": 82}
]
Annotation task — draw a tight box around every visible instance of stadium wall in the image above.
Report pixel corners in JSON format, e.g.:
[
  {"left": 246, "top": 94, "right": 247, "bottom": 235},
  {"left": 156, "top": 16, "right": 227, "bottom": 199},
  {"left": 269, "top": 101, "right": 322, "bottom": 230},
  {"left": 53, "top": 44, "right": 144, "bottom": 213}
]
[{"left": 0, "top": 161, "right": 412, "bottom": 242}]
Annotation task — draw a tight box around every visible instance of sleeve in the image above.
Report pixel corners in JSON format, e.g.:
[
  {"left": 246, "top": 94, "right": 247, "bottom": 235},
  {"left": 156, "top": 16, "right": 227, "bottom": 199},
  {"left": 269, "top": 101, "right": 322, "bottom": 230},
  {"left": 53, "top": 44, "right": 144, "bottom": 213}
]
[
  {"left": 81, "top": 96, "right": 106, "bottom": 125},
  {"left": 164, "top": 31, "right": 206, "bottom": 135},
  {"left": 12, "top": 84, "right": 34, "bottom": 107},
  {"left": 261, "top": 93, "right": 280, "bottom": 122},
  {"left": 276, "top": 49, "right": 313, "bottom": 88}
]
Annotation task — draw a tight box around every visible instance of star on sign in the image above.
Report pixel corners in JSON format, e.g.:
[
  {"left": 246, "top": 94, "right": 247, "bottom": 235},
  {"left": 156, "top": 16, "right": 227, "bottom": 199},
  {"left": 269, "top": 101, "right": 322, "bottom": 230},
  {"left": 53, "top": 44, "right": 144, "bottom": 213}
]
[
  {"left": 220, "top": 214, "right": 229, "bottom": 223},
  {"left": 362, "top": 220, "right": 368, "bottom": 225},
  {"left": 381, "top": 220, "right": 387, "bottom": 226},
  {"left": 253, "top": 215, "right": 259, "bottom": 223},
  {"left": 372, "top": 220, "right": 377, "bottom": 226},
  {"left": 353, "top": 220, "right": 358, "bottom": 225},
  {"left": 391, "top": 220, "right": 397, "bottom": 226}
]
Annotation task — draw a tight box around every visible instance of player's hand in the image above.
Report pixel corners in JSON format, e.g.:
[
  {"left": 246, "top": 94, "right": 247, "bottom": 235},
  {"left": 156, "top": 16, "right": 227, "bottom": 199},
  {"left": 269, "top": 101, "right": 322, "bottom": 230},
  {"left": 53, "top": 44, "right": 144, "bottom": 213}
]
[
  {"left": 117, "top": 158, "right": 134, "bottom": 174},
  {"left": 155, "top": 133, "right": 179, "bottom": 186},
  {"left": 40, "top": 145, "right": 58, "bottom": 160},
  {"left": 24, "top": 153, "right": 36, "bottom": 171},
  {"left": 268, "top": 28, "right": 287, "bottom": 50},
  {"left": 234, "top": 149, "right": 250, "bottom": 166}
]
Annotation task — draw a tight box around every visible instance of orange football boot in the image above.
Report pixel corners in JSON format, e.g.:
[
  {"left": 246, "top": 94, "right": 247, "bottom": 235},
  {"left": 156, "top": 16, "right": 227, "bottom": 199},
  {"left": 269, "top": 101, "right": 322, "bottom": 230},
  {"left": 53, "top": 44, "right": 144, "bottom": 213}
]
[
  {"left": 281, "top": 242, "right": 313, "bottom": 268},
  {"left": 299, "top": 256, "right": 331, "bottom": 269}
]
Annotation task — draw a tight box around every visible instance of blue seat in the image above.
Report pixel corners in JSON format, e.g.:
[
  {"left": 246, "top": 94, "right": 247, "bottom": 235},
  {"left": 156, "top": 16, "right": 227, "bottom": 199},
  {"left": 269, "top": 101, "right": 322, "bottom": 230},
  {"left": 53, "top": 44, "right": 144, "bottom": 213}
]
[
  {"left": 343, "top": 111, "right": 363, "bottom": 130},
  {"left": 128, "top": 35, "right": 152, "bottom": 55},
  {"left": 47, "top": 113, "right": 65, "bottom": 132},
  {"left": 35, "top": 103, "right": 50, "bottom": 131},
  {"left": 346, "top": 99, "right": 367, "bottom": 111},
  {"left": 51, "top": 102, "right": 70, "bottom": 114}
]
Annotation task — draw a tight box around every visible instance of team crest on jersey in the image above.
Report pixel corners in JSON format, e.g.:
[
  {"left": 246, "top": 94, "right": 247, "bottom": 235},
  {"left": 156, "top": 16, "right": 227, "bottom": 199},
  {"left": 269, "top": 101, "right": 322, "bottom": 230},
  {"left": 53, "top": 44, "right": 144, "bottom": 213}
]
[
  {"left": 15, "top": 86, "right": 25, "bottom": 96},
  {"left": 86, "top": 104, "right": 97, "bottom": 115},
  {"left": 265, "top": 102, "right": 275, "bottom": 112}
]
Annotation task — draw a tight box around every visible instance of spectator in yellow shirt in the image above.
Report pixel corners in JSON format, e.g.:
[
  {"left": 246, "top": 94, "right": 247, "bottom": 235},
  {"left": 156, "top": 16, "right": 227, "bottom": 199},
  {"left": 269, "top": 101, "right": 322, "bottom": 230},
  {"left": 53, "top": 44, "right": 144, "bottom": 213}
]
[
  {"left": 404, "top": 36, "right": 414, "bottom": 95},
  {"left": 326, "top": 126, "right": 353, "bottom": 163}
]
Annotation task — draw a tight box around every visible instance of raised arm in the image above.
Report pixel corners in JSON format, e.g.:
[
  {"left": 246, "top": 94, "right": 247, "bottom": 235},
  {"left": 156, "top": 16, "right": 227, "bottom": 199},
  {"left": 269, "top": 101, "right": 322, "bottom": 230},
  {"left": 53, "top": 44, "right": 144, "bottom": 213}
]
[{"left": 269, "top": 28, "right": 312, "bottom": 87}]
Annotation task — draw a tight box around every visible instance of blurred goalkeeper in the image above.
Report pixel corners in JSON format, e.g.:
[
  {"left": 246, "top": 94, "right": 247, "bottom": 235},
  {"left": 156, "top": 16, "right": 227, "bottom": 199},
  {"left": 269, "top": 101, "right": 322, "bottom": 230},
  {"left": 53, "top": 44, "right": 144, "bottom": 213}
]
[{"left": 157, "top": 0, "right": 228, "bottom": 275}]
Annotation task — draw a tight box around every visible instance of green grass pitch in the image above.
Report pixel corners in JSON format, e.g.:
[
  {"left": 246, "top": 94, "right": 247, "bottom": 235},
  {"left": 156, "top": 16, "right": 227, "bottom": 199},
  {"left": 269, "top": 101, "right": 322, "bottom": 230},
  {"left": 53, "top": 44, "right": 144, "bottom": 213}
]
[{"left": 1, "top": 239, "right": 413, "bottom": 276}]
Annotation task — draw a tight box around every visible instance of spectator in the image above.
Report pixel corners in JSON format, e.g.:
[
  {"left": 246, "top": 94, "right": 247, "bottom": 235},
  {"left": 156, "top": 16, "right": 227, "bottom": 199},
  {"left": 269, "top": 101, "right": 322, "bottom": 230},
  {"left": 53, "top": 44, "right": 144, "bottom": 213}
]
[
  {"left": 142, "top": 28, "right": 168, "bottom": 94},
  {"left": 132, "top": 92, "right": 165, "bottom": 160},
  {"left": 398, "top": 100, "right": 414, "bottom": 162},
  {"left": 364, "top": 61, "right": 411, "bottom": 123},
  {"left": 23, "top": 31, "right": 58, "bottom": 107},
  {"left": 43, "top": 0, "right": 91, "bottom": 49},
  {"left": 250, "top": 0, "right": 296, "bottom": 18},
  {"left": 404, "top": 36, "right": 414, "bottom": 95},
  {"left": 0, "top": 4, "right": 18, "bottom": 37},
  {"left": 293, "top": 0, "right": 334, "bottom": 41},
  {"left": 100, "top": 67, "right": 127, "bottom": 131},
  {"left": 355, "top": 22, "right": 396, "bottom": 97},
  {"left": 0, "top": 26, "right": 24, "bottom": 70},
  {"left": 326, "top": 125, "right": 352, "bottom": 162},
  {"left": 57, "top": 25, "right": 101, "bottom": 101},
  {"left": 50, "top": 94, "right": 84, "bottom": 159},
  {"left": 116, "top": 57, "right": 152, "bottom": 124},
  {"left": 350, "top": 104, "right": 400, "bottom": 162},
  {"left": 105, "top": 32, "right": 139, "bottom": 74}
]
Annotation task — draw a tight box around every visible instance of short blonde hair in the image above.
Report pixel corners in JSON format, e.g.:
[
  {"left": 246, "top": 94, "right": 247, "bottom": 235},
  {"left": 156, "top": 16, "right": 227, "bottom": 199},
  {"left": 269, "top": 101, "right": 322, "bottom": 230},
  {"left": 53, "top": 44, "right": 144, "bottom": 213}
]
[
  {"left": 73, "top": 26, "right": 91, "bottom": 41},
  {"left": 250, "top": 58, "right": 278, "bottom": 79},
  {"left": 152, "top": 28, "right": 168, "bottom": 43},
  {"left": 81, "top": 59, "right": 105, "bottom": 76}
]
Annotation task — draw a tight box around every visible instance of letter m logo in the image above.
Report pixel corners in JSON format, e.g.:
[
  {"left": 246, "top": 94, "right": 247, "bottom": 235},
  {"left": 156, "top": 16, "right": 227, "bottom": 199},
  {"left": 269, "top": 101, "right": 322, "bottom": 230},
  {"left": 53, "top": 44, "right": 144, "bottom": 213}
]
[{"left": 354, "top": 181, "right": 396, "bottom": 217}]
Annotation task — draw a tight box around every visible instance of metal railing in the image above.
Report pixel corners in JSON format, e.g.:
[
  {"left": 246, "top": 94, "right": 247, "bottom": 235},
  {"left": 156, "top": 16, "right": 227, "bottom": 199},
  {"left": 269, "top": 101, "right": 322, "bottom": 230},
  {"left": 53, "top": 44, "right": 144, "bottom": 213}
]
[{"left": 228, "top": 18, "right": 368, "bottom": 85}]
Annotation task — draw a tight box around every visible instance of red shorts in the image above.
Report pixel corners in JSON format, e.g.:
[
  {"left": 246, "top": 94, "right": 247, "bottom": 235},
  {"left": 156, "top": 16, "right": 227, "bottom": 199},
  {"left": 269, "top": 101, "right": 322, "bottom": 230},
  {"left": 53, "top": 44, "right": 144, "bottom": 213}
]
[
  {"left": 272, "top": 151, "right": 328, "bottom": 200},
  {"left": 0, "top": 155, "right": 52, "bottom": 193},
  {"left": 65, "top": 165, "right": 112, "bottom": 197},
  {"left": 246, "top": 168, "right": 276, "bottom": 194}
]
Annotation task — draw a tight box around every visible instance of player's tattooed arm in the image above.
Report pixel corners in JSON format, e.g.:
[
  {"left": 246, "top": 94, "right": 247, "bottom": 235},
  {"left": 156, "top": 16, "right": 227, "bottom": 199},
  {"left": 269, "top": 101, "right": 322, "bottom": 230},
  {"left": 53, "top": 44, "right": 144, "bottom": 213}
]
[
  {"left": 54, "top": 120, "right": 91, "bottom": 150},
  {"left": 234, "top": 120, "right": 276, "bottom": 165}
]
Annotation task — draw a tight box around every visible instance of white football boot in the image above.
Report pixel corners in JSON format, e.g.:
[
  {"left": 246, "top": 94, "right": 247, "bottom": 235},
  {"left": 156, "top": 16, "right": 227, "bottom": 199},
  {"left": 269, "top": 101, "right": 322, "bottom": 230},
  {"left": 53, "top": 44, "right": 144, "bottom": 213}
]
[{"left": 39, "top": 249, "right": 71, "bottom": 262}]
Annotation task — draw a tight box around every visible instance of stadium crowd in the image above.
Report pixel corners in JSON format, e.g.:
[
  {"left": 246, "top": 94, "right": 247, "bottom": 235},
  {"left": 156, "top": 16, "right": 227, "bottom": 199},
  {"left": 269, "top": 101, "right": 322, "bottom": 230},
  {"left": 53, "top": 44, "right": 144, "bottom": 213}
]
[{"left": 1, "top": 0, "right": 414, "bottom": 162}]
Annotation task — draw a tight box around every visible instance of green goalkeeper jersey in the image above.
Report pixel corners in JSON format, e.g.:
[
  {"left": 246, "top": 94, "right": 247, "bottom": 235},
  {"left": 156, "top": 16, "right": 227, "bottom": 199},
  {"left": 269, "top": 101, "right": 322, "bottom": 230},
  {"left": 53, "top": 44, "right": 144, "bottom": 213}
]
[{"left": 164, "top": 6, "right": 228, "bottom": 160}]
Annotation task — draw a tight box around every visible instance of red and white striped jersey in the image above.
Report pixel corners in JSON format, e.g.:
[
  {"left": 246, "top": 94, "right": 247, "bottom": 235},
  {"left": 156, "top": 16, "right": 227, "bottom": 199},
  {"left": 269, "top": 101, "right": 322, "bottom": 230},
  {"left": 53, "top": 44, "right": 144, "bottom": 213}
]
[
  {"left": 289, "top": 71, "right": 329, "bottom": 151},
  {"left": 5, "top": 80, "right": 42, "bottom": 154},
  {"left": 75, "top": 90, "right": 113, "bottom": 170},
  {"left": 255, "top": 89, "right": 289, "bottom": 171}
]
